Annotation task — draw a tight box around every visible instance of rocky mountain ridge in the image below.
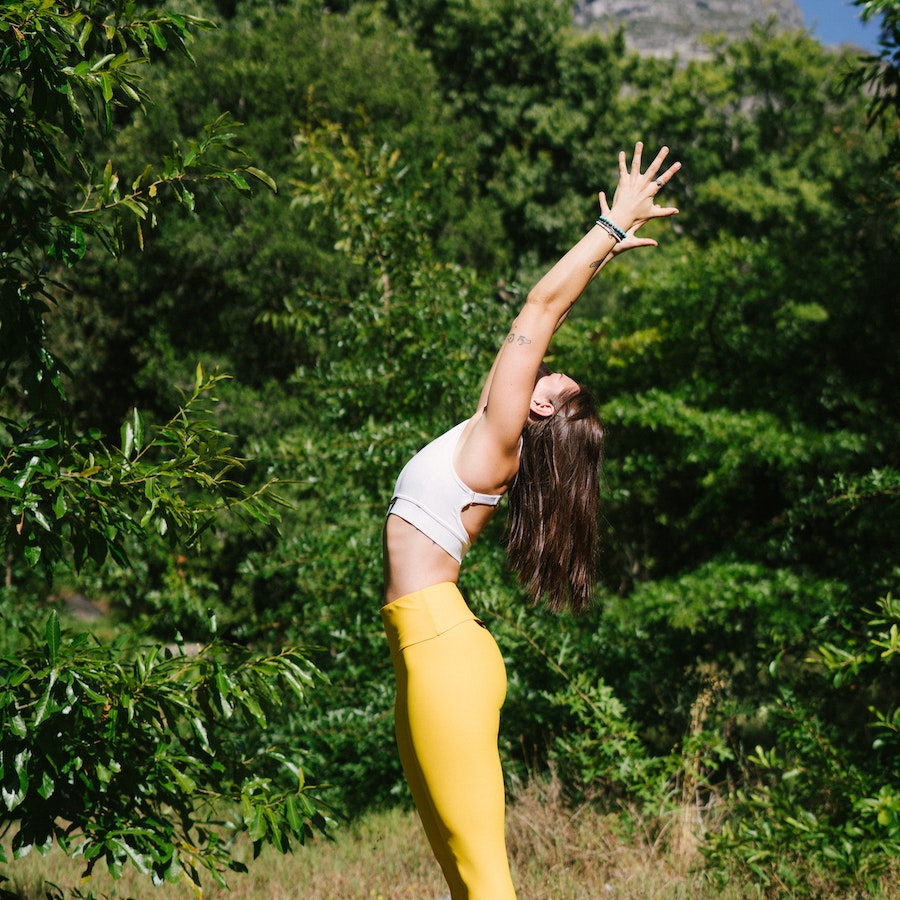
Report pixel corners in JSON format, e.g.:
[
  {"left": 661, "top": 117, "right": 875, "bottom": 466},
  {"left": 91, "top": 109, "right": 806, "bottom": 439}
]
[{"left": 573, "top": 0, "right": 805, "bottom": 57}]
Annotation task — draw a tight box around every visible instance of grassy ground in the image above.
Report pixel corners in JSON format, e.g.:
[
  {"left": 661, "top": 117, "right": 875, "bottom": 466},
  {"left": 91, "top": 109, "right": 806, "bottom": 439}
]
[{"left": 1, "top": 777, "right": 896, "bottom": 899}]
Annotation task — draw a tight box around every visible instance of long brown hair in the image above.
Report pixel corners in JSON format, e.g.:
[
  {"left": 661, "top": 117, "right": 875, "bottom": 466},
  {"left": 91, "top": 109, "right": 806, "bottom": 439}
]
[{"left": 505, "top": 385, "right": 604, "bottom": 614}]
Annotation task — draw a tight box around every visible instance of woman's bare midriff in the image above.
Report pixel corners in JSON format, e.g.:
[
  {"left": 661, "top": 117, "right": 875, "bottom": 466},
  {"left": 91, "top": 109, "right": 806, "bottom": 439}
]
[{"left": 382, "top": 503, "right": 499, "bottom": 605}]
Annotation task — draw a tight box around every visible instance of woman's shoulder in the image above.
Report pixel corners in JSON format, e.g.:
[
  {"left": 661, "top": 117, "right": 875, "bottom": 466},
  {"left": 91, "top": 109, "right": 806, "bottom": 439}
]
[{"left": 455, "top": 410, "right": 520, "bottom": 494}]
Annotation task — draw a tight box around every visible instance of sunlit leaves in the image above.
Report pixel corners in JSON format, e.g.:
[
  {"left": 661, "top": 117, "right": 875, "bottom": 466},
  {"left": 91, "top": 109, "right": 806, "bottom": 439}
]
[
  {"left": 848, "top": 0, "right": 900, "bottom": 134},
  {"left": 1, "top": 1, "right": 275, "bottom": 416},
  {"left": 1, "top": 368, "right": 286, "bottom": 574},
  {"left": 274, "top": 116, "right": 499, "bottom": 428},
  {"left": 0, "top": 610, "right": 328, "bottom": 889}
]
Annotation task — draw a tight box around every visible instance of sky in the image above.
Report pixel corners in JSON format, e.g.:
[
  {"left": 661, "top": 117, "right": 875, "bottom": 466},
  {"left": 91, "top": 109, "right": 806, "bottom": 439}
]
[{"left": 794, "top": 0, "right": 881, "bottom": 52}]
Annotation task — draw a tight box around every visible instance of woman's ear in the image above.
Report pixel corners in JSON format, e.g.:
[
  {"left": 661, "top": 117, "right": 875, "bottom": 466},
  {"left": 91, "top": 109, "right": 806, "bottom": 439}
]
[{"left": 529, "top": 396, "right": 554, "bottom": 418}]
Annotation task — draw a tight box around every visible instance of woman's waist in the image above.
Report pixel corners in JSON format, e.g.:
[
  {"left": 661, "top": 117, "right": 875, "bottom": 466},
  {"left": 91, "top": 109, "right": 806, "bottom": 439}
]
[
  {"left": 383, "top": 514, "right": 461, "bottom": 606},
  {"left": 380, "top": 581, "right": 479, "bottom": 651}
]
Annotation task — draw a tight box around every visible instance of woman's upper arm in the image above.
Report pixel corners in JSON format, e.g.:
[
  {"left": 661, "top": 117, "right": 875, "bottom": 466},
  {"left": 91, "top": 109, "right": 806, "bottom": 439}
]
[{"left": 471, "top": 302, "right": 558, "bottom": 456}]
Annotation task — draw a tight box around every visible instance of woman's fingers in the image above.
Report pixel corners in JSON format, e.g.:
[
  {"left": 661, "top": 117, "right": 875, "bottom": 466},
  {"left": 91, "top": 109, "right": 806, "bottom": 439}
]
[
  {"left": 630, "top": 141, "right": 644, "bottom": 174},
  {"left": 623, "top": 142, "right": 681, "bottom": 189},
  {"left": 643, "top": 144, "right": 669, "bottom": 179},
  {"left": 607, "top": 143, "right": 681, "bottom": 227},
  {"left": 653, "top": 159, "right": 682, "bottom": 190}
]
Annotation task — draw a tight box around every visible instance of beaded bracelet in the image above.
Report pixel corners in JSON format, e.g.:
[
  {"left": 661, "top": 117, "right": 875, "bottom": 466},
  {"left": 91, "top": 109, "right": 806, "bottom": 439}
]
[{"left": 595, "top": 215, "right": 627, "bottom": 242}]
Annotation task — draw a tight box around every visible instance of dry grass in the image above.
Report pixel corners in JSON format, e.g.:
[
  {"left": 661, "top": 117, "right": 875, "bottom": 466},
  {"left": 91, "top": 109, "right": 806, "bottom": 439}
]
[
  {"left": 2, "top": 778, "right": 896, "bottom": 899},
  {"left": 0, "top": 805, "right": 442, "bottom": 900},
  {"left": 503, "top": 773, "right": 747, "bottom": 900}
]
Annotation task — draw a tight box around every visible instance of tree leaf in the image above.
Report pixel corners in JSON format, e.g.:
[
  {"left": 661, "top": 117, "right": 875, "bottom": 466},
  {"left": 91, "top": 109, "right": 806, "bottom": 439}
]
[
  {"left": 45, "top": 613, "right": 60, "bottom": 666},
  {"left": 246, "top": 166, "right": 277, "bottom": 192}
]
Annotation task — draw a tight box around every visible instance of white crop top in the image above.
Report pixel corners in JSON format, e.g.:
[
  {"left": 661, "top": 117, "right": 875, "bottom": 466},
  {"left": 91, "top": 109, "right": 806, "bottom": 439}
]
[{"left": 387, "top": 420, "right": 502, "bottom": 563}]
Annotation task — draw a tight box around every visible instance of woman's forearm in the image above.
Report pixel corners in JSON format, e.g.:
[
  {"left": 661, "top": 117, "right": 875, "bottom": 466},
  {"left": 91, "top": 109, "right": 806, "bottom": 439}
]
[
  {"left": 525, "top": 225, "right": 617, "bottom": 323},
  {"left": 526, "top": 142, "right": 680, "bottom": 326}
]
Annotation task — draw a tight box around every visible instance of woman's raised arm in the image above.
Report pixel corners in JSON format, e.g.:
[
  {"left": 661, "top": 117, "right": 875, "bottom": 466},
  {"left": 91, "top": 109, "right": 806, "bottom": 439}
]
[{"left": 470, "top": 142, "right": 681, "bottom": 458}]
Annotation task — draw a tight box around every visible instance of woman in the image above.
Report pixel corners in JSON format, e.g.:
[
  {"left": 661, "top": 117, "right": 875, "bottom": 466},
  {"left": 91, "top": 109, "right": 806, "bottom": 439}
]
[{"left": 381, "top": 142, "right": 681, "bottom": 899}]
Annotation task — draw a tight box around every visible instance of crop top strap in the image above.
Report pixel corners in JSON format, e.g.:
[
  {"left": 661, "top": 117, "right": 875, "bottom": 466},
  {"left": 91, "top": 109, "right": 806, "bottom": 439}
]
[{"left": 466, "top": 488, "right": 502, "bottom": 507}]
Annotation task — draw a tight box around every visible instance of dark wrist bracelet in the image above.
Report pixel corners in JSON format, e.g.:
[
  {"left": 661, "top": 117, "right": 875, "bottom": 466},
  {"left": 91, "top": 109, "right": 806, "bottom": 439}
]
[{"left": 595, "top": 216, "right": 627, "bottom": 242}]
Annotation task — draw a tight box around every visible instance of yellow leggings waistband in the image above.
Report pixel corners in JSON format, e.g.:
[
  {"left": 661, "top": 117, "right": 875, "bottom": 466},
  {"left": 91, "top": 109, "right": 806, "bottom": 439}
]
[{"left": 381, "top": 582, "right": 479, "bottom": 652}]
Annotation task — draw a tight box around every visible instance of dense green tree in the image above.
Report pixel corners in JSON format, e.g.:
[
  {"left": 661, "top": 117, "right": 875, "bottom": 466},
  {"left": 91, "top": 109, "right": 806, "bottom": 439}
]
[
  {"left": 1, "top": 610, "right": 326, "bottom": 889},
  {"left": 384, "top": 0, "right": 631, "bottom": 261},
  {"left": 590, "top": 25, "right": 899, "bottom": 591},
  {"left": 0, "top": 0, "right": 279, "bottom": 572},
  {"left": 49, "top": 0, "right": 498, "bottom": 436},
  {"left": 0, "top": 1, "right": 327, "bottom": 887}
]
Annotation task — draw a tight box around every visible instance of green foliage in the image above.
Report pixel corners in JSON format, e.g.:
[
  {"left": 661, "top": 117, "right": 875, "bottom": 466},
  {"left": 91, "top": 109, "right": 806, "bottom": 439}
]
[
  {"left": 849, "top": 0, "right": 900, "bottom": 136},
  {"left": 0, "top": 610, "right": 328, "bottom": 890},
  {"left": 541, "top": 673, "right": 660, "bottom": 800},
  {"left": 47, "top": 0, "right": 501, "bottom": 437},
  {"left": 598, "top": 390, "right": 871, "bottom": 588},
  {"left": 274, "top": 116, "right": 499, "bottom": 428},
  {"left": 1, "top": 367, "right": 284, "bottom": 574},
  {"left": 704, "top": 594, "right": 900, "bottom": 892},
  {"left": 1, "top": 0, "right": 281, "bottom": 573},
  {"left": 384, "top": 0, "right": 629, "bottom": 258},
  {"left": 0, "top": 1, "right": 272, "bottom": 409},
  {"left": 0, "top": 1, "right": 326, "bottom": 891}
]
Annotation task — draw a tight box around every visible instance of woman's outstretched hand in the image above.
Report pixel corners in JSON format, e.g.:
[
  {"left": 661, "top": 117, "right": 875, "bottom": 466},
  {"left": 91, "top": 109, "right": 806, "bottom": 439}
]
[
  {"left": 515, "top": 142, "right": 681, "bottom": 325},
  {"left": 603, "top": 142, "right": 681, "bottom": 236},
  {"left": 597, "top": 193, "right": 663, "bottom": 258}
]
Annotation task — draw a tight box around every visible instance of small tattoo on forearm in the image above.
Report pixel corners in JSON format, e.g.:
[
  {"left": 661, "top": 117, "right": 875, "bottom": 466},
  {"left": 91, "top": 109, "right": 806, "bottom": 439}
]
[
  {"left": 590, "top": 259, "right": 603, "bottom": 269},
  {"left": 506, "top": 332, "right": 532, "bottom": 345}
]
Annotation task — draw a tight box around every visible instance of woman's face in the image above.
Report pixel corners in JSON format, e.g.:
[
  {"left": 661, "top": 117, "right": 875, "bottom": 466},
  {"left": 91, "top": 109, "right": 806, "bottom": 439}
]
[{"left": 533, "top": 372, "right": 579, "bottom": 403}]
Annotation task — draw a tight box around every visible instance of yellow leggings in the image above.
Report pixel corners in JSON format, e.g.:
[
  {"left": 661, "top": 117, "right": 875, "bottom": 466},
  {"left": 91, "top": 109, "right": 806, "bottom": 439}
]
[{"left": 381, "top": 582, "right": 517, "bottom": 900}]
